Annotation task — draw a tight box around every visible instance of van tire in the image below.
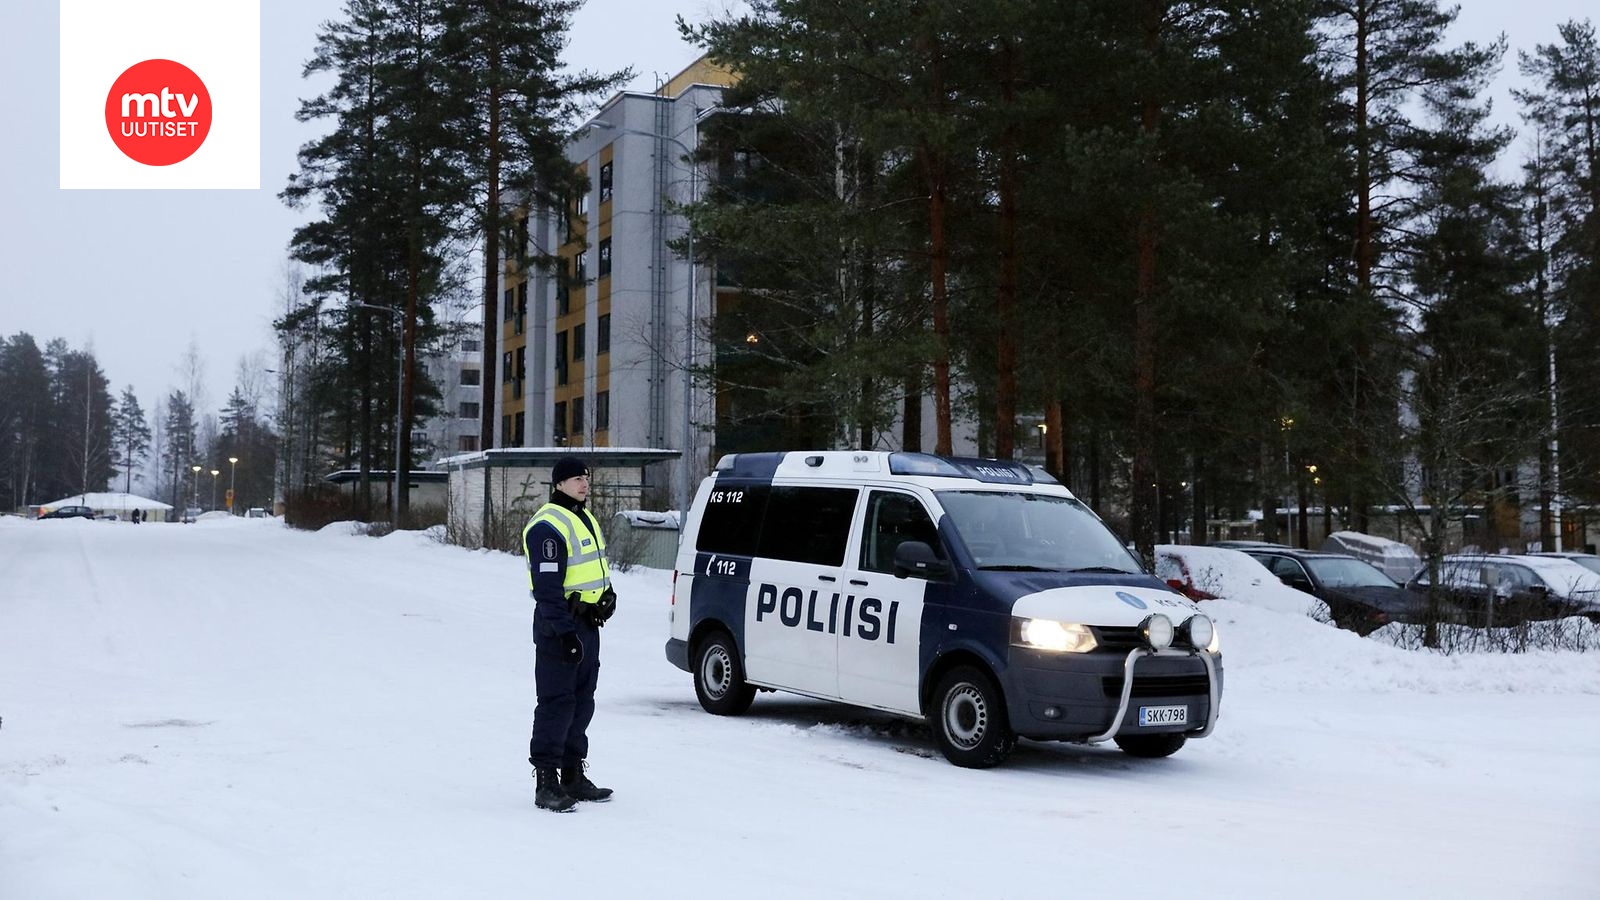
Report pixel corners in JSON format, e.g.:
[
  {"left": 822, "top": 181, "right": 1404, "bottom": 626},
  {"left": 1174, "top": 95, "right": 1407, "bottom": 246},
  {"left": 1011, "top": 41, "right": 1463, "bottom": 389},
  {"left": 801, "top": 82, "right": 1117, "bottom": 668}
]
[
  {"left": 1113, "top": 733, "right": 1187, "bottom": 758},
  {"left": 693, "top": 631, "right": 755, "bottom": 716},
  {"left": 928, "top": 666, "right": 1015, "bottom": 768}
]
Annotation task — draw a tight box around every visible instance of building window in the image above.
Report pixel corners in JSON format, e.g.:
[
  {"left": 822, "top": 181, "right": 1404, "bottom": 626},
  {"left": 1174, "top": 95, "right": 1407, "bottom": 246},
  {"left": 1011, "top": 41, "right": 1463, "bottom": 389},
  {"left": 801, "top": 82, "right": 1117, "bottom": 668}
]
[
  {"left": 553, "top": 401, "right": 568, "bottom": 442},
  {"left": 556, "top": 278, "right": 570, "bottom": 316},
  {"left": 573, "top": 396, "right": 585, "bottom": 436},
  {"left": 462, "top": 338, "right": 481, "bottom": 353},
  {"left": 411, "top": 430, "right": 429, "bottom": 446},
  {"left": 598, "top": 238, "right": 612, "bottom": 278},
  {"left": 598, "top": 314, "right": 610, "bottom": 354},
  {"left": 515, "top": 281, "right": 528, "bottom": 335},
  {"left": 503, "top": 287, "right": 515, "bottom": 322},
  {"left": 460, "top": 368, "right": 480, "bottom": 386},
  {"left": 599, "top": 161, "right": 613, "bottom": 203},
  {"left": 515, "top": 411, "right": 525, "bottom": 443},
  {"left": 502, "top": 351, "right": 514, "bottom": 383},
  {"left": 555, "top": 330, "right": 568, "bottom": 386},
  {"left": 459, "top": 401, "right": 480, "bottom": 420},
  {"left": 573, "top": 322, "right": 586, "bottom": 361},
  {"left": 514, "top": 347, "right": 526, "bottom": 399},
  {"left": 516, "top": 214, "right": 529, "bottom": 261},
  {"left": 502, "top": 415, "right": 513, "bottom": 446},
  {"left": 577, "top": 188, "right": 590, "bottom": 218},
  {"left": 596, "top": 390, "right": 609, "bottom": 431},
  {"left": 458, "top": 435, "right": 479, "bottom": 452},
  {"left": 575, "top": 252, "right": 587, "bottom": 283}
]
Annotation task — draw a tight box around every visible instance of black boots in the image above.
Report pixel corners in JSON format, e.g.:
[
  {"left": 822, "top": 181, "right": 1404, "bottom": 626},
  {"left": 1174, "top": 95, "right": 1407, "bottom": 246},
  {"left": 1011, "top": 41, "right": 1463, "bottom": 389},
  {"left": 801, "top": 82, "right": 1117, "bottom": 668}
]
[
  {"left": 534, "top": 767, "right": 576, "bottom": 813},
  {"left": 560, "top": 762, "right": 613, "bottom": 802}
]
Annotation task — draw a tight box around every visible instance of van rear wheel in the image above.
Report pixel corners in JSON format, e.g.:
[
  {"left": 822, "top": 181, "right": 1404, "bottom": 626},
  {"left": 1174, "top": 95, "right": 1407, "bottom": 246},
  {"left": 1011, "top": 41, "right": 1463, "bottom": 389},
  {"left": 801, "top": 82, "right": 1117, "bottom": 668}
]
[
  {"left": 693, "top": 631, "right": 755, "bottom": 716},
  {"left": 1114, "top": 733, "right": 1187, "bottom": 758},
  {"left": 929, "top": 666, "right": 1015, "bottom": 768}
]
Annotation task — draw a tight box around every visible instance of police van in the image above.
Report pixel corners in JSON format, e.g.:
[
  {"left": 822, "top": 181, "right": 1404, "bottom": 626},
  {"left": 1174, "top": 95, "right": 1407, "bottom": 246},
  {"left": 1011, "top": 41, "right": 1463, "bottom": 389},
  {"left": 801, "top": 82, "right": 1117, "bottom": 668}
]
[{"left": 665, "top": 451, "right": 1222, "bottom": 767}]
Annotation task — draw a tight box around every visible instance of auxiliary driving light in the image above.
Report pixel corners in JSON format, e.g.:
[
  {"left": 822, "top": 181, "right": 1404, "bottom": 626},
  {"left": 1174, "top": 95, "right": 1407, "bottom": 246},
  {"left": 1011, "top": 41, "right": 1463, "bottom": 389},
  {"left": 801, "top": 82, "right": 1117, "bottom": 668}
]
[
  {"left": 1182, "top": 614, "right": 1216, "bottom": 652},
  {"left": 1141, "top": 614, "right": 1175, "bottom": 650}
]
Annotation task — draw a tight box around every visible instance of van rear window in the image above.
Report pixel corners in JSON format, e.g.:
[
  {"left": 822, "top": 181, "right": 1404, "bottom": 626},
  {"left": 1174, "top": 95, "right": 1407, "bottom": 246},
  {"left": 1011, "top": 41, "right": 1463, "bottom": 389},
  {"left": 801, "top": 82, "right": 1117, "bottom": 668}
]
[
  {"left": 756, "top": 486, "right": 859, "bottom": 566},
  {"left": 695, "top": 483, "right": 770, "bottom": 556}
]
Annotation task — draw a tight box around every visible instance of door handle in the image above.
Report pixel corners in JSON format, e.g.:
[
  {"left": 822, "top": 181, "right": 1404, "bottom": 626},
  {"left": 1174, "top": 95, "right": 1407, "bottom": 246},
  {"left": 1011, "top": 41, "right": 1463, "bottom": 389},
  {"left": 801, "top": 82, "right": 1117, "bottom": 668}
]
[
  {"left": 818, "top": 574, "right": 836, "bottom": 583},
  {"left": 849, "top": 579, "right": 869, "bottom": 587}
]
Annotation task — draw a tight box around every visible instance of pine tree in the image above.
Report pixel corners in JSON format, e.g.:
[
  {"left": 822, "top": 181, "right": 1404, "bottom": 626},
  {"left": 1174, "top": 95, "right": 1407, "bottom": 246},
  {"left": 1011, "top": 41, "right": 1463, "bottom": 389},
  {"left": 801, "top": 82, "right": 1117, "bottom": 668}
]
[
  {"left": 0, "top": 334, "right": 51, "bottom": 509},
  {"left": 439, "top": 0, "right": 627, "bottom": 452},
  {"left": 1516, "top": 19, "right": 1600, "bottom": 508},
  {"left": 163, "top": 391, "right": 198, "bottom": 510},
  {"left": 1313, "top": 0, "right": 1505, "bottom": 530},
  {"left": 111, "top": 387, "right": 152, "bottom": 496}
]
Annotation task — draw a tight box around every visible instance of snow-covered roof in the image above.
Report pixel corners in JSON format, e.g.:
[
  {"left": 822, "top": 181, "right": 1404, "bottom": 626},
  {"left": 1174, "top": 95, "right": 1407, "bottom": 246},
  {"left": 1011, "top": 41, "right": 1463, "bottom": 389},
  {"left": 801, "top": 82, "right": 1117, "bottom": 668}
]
[{"left": 40, "top": 492, "right": 172, "bottom": 511}]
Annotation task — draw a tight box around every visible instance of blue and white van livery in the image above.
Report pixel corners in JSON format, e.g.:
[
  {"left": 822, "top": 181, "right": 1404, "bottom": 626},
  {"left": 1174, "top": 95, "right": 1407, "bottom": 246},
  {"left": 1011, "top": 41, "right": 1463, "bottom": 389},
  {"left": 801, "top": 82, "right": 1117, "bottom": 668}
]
[{"left": 665, "top": 451, "right": 1222, "bottom": 767}]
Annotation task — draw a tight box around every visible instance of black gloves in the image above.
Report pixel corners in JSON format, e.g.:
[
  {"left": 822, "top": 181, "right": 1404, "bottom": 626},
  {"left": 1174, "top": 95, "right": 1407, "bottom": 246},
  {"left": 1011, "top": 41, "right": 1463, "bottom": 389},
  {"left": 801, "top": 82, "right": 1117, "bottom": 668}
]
[
  {"left": 594, "top": 588, "right": 618, "bottom": 626},
  {"left": 560, "top": 632, "right": 584, "bottom": 665}
]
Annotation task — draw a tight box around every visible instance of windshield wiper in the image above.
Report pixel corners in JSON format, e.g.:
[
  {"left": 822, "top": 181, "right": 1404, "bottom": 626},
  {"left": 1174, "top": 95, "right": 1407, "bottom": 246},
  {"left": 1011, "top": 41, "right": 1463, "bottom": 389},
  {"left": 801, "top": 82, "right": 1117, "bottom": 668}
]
[
  {"left": 1066, "top": 565, "right": 1140, "bottom": 575},
  {"left": 977, "top": 564, "right": 1060, "bottom": 572}
]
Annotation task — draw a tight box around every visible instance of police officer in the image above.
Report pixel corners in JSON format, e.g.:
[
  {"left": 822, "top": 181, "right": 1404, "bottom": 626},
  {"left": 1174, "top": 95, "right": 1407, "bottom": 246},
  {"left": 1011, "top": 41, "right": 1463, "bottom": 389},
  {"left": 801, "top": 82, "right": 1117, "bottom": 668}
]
[{"left": 523, "top": 455, "right": 617, "bottom": 812}]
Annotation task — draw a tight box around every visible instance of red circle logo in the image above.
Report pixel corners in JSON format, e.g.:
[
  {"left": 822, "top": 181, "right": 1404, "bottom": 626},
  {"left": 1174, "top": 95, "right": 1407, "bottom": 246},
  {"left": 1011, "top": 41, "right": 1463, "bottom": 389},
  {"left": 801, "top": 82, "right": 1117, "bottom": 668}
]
[{"left": 104, "top": 59, "right": 212, "bottom": 166}]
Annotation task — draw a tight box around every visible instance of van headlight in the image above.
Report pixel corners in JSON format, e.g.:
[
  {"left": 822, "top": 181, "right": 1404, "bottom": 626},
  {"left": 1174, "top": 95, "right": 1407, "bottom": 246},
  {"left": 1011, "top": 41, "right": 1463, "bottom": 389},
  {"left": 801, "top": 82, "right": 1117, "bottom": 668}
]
[
  {"left": 1141, "top": 614, "right": 1175, "bottom": 650},
  {"left": 1178, "top": 614, "right": 1217, "bottom": 652},
  {"left": 1013, "top": 617, "right": 1098, "bottom": 653}
]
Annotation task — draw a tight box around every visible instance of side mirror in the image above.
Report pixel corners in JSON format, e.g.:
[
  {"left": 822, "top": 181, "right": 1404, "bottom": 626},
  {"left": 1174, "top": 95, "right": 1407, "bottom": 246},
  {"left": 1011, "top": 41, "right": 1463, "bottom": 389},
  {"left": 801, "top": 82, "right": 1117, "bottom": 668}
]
[{"left": 893, "top": 541, "right": 950, "bottom": 579}]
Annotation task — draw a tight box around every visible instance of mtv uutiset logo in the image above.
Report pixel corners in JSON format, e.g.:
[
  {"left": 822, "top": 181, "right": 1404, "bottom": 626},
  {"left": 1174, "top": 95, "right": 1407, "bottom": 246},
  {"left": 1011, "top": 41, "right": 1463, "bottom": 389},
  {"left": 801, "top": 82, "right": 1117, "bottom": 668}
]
[
  {"left": 105, "top": 60, "right": 213, "bottom": 166},
  {"left": 60, "top": 1, "right": 259, "bottom": 189}
]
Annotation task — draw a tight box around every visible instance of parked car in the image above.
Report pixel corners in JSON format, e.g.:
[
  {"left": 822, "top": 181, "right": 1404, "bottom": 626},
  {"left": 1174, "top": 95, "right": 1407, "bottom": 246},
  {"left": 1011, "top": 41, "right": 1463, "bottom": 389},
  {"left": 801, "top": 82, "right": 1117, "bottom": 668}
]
[
  {"left": 181, "top": 507, "right": 202, "bottom": 524},
  {"left": 1156, "top": 544, "right": 1332, "bottom": 622},
  {"left": 1405, "top": 554, "right": 1600, "bottom": 625},
  {"left": 1211, "top": 540, "right": 1290, "bottom": 550},
  {"left": 245, "top": 507, "right": 269, "bottom": 519},
  {"left": 1243, "top": 548, "right": 1439, "bottom": 635},
  {"left": 1320, "top": 531, "right": 1423, "bottom": 584},
  {"left": 39, "top": 505, "right": 95, "bottom": 520},
  {"left": 1527, "top": 552, "right": 1600, "bottom": 578}
]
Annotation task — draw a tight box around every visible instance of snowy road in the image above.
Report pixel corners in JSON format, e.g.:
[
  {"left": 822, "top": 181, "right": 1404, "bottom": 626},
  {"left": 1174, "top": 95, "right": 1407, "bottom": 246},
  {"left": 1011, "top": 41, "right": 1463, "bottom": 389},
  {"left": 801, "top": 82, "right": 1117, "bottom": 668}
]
[{"left": 2, "top": 517, "right": 1598, "bottom": 899}]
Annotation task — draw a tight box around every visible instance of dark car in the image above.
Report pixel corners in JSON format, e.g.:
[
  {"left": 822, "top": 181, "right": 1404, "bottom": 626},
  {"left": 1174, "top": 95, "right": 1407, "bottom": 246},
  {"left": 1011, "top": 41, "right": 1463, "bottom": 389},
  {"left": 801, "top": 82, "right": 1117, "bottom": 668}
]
[
  {"left": 1244, "top": 548, "right": 1425, "bottom": 635},
  {"left": 1406, "top": 555, "right": 1600, "bottom": 626},
  {"left": 39, "top": 505, "right": 95, "bottom": 520},
  {"left": 1527, "top": 552, "right": 1600, "bottom": 578}
]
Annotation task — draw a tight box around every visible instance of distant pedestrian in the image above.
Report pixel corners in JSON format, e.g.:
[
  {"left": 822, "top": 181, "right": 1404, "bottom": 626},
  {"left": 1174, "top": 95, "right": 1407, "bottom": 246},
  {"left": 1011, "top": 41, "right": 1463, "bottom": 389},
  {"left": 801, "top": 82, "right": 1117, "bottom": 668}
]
[{"left": 522, "top": 455, "right": 617, "bottom": 813}]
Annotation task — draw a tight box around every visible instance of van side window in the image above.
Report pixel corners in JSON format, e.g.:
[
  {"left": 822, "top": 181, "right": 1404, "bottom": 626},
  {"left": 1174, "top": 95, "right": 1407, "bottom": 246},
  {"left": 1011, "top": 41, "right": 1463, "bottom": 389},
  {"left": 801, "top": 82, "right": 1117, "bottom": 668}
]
[
  {"left": 694, "top": 484, "right": 770, "bottom": 556},
  {"left": 756, "top": 486, "right": 858, "bottom": 566},
  {"left": 860, "top": 491, "right": 942, "bottom": 575}
]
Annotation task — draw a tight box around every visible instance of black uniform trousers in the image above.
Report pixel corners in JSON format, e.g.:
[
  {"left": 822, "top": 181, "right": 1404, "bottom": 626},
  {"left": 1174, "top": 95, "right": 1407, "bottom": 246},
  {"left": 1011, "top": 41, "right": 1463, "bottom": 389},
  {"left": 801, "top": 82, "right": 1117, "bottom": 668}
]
[{"left": 529, "top": 620, "right": 601, "bottom": 768}]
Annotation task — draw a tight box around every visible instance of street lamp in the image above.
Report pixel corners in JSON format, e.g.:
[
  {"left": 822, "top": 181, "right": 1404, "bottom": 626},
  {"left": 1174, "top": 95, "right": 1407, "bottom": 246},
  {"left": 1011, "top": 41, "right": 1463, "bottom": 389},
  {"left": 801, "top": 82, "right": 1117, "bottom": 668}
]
[
  {"left": 589, "top": 118, "right": 700, "bottom": 513},
  {"left": 190, "top": 464, "right": 201, "bottom": 519},
  {"left": 210, "top": 469, "right": 220, "bottom": 511},
  {"left": 228, "top": 456, "right": 238, "bottom": 515}
]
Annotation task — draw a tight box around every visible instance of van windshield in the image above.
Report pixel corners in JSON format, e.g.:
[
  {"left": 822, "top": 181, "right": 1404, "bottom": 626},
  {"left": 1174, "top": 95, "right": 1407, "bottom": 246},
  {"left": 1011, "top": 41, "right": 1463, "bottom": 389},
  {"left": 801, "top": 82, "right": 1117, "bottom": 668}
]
[{"left": 936, "top": 491, "right": 1142, "bottom": 574}]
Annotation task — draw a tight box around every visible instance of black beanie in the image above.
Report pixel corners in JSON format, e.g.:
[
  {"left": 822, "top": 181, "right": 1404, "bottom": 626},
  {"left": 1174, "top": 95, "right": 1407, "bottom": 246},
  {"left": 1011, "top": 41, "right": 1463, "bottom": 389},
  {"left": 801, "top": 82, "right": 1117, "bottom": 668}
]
[{"left": 551, "top": 455, "right": 589, "bottom": 485}]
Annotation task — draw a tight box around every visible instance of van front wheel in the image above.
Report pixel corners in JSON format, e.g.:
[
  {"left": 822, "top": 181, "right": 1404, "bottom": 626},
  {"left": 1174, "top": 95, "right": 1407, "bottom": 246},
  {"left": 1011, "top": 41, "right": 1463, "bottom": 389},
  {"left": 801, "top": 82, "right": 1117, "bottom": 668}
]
[
  {"left": 929, "top": 666, "right": 1015, "bottom": 768},
  {"left": 693, "top": 631, "right": 755, "bottom": 716}
]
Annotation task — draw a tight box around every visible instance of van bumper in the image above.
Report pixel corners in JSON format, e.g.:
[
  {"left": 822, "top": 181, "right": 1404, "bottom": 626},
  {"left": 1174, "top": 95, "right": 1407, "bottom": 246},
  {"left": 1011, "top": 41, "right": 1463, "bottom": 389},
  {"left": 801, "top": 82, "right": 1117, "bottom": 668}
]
[
  {"left": 665, "top": 637, "right": 691, "bottom": 673},
  {"left": 999, "top": 648, "right": 1223, "bottom": 741}
]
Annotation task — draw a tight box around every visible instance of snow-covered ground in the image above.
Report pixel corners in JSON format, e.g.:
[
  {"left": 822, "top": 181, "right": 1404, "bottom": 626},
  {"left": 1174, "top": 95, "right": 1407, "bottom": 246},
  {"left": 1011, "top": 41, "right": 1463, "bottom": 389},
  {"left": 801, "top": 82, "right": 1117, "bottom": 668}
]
[{"left": 3, "top": 517, "right": 1598, "bottom": 899}]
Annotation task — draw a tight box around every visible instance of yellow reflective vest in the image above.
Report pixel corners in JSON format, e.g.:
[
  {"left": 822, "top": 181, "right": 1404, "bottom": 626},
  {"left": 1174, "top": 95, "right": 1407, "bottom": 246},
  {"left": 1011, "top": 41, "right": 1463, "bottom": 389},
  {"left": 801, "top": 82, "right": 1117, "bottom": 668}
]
[{"left": 522, "top": 502, "right": 611, "bottom": 604}]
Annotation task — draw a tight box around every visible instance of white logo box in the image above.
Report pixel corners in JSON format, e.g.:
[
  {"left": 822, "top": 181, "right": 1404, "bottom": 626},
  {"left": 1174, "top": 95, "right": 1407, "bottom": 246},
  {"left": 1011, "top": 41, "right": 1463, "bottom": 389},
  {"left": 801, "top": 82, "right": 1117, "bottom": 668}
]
[{"left": 60, "top": 0, "right": 260, "bottom": 189}]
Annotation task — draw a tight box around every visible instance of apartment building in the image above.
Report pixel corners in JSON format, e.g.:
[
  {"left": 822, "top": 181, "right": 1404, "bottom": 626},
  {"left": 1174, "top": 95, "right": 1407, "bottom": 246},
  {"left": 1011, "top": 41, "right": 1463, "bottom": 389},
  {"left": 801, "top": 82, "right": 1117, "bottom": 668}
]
[{"left": 495, "top": 59, "right": 733, "bottom": 510}]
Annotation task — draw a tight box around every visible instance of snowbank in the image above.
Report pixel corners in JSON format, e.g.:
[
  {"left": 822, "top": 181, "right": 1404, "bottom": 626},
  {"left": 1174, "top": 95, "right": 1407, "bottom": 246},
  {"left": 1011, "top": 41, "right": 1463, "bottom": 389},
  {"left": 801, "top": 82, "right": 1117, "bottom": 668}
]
[{"left": 1205, "top": 598, "right": 1600, "bottom": 694}]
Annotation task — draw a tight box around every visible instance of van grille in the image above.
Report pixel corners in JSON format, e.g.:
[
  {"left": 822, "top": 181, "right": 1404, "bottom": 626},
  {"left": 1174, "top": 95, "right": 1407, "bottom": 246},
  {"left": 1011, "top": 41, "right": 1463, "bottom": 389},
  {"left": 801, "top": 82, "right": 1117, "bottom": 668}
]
[
  {"left": 1101, "top": 673, "right": 1210, "bottom": 699},
  {"left": 1092, "top": 625, "right": 1147, "bottom": 650}
]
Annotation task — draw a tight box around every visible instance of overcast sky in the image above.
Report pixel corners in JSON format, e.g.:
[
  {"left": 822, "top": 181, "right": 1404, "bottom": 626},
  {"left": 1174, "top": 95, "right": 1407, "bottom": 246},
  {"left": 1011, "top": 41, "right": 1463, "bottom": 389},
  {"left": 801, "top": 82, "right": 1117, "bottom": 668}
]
[{"left": 0, "top": 1, "right": 1591, "bottom": 421}]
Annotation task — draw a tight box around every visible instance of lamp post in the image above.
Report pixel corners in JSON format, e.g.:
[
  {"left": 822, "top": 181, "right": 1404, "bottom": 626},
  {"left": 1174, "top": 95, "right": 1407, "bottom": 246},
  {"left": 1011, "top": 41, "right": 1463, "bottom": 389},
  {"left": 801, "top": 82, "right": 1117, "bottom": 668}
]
[
  {"left": 210, "top": 469, "right": 220, "bottom": 511},
  {"left": 228, "top": 456, "right": 238, "bottom": 515},
  {"left": 348, "top": 301, "right": 406, "bottom": 520},
  {"left": 589, "top": 118, "right": 699, "bottom": 513},
  {"left": 190, "top": 464, "right": 201, "bottom": 519}
]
